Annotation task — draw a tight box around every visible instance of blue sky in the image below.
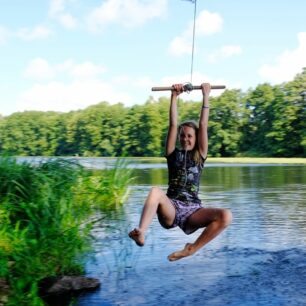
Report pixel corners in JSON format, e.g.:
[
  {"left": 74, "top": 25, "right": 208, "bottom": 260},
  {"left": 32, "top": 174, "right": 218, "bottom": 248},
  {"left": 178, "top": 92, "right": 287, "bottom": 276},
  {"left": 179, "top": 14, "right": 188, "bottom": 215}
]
[{"left": 0, "top": 0, "right": 305, "bottom": 116}]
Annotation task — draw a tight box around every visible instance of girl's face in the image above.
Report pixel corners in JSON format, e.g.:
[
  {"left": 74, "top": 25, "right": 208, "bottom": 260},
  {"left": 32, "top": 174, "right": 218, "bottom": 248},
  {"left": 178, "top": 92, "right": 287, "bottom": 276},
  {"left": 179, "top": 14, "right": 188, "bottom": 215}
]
[{"left": 179, "top": 125, "right": 196, "bottom": 151}]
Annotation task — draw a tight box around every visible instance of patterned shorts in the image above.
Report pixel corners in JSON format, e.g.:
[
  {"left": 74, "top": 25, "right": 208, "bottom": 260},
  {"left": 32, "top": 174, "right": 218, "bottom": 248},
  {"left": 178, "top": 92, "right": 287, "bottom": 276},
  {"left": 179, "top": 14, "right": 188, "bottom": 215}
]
[{"left": 160, "top": 198, "right": 202, "bottom": 235}]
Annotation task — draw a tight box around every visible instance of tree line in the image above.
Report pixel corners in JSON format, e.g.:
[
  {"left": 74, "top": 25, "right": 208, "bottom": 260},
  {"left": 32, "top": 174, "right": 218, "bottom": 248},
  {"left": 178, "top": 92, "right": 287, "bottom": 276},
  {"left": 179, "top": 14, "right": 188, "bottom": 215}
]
[{"left": 0, "top": 69, "right": 305, "bottom": 157}]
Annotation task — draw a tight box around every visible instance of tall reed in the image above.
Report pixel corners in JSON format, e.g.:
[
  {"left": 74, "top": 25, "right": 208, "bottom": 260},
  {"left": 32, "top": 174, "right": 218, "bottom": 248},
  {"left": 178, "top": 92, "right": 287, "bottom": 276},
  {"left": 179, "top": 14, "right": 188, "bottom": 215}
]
[
  {"left": 78, "top": 158, "right": 134, "bottom": 214},
  {"left": 0, "top": 156, "right": 133, "bottom": 305}
]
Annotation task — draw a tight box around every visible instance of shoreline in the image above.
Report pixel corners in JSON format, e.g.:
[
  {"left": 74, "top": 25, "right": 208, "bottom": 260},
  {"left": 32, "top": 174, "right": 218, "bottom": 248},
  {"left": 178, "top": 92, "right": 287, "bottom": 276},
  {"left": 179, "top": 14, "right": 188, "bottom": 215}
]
[
  {"left": 124, "top": 157, "right": 306, "bottom": 164},
  {"left": 206, "top": 157, "right": 306, "bottom": 164},
  {"left": 11, "top": 156, "right": 306, "bottom": 165}
]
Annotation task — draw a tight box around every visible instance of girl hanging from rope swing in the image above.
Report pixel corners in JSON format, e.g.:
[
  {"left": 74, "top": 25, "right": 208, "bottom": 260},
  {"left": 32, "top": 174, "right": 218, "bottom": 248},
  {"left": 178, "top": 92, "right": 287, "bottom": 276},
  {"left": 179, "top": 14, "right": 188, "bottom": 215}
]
[{"left": 129, "top": 83, "right": 232, "bottom": 261}]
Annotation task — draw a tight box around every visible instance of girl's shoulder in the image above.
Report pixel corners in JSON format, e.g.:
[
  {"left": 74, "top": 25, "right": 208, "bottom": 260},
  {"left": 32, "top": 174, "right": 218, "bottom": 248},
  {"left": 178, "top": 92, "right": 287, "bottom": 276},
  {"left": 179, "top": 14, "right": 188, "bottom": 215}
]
[{"left": 165, "top": 147, "right": 179, "bottom": 159}]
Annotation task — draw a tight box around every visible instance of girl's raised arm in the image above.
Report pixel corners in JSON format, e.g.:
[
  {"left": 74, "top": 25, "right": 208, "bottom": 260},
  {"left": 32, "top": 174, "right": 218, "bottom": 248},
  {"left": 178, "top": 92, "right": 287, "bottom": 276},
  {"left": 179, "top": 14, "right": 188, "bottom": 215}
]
[
  {"left": 165, "top": 84, "right": 183, "bottom": 156},
  {"left": 198, "top": 83, "right": 211, "bottom": 160}
]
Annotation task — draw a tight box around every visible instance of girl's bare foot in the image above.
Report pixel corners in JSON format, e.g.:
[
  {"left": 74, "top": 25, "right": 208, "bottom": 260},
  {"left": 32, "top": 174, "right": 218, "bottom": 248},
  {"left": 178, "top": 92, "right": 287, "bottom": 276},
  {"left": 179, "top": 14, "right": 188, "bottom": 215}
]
[
  {"left": 167, "top": 243, "right": 195, "bottom": 261},
  {"left": 128, "top": 228, "right": 145, "bottom": 246}
]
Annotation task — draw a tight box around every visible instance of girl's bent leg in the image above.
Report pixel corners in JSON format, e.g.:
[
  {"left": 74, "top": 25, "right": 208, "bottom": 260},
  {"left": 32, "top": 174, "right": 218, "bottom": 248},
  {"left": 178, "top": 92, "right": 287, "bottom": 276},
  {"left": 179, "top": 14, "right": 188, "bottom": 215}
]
[
  {"left": 129, "top": 187, "right": 176, "bottom": 247},
  {"left": 168, "top": 207, "right": 232, "bottom": 261}
]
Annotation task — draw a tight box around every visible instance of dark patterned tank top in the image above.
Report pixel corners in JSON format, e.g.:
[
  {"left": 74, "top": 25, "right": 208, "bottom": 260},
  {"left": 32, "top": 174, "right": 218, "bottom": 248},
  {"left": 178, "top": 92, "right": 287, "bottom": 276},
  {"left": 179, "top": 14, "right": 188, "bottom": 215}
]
[{"left": 166, "top": 148, "right": 205, "bottom": 204}]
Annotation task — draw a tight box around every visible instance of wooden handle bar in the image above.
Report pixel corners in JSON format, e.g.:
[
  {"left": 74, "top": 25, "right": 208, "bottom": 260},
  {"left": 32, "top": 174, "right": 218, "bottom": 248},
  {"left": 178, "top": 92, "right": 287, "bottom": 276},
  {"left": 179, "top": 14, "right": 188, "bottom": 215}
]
[{"left": 151, "top": 85, "right": 226, "bottom": 91}]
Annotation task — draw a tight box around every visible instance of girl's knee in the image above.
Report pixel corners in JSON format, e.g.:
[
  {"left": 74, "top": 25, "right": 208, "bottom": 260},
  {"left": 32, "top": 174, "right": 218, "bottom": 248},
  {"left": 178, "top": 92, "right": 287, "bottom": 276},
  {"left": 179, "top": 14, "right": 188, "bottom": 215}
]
[
  {"left": 149, "top": 186, "right": 164, "bottom": 201},
  {"left": 220, "top": 209, "right": 232, "bottom": 227},
  {"left": 150, "top": 186, "right": 161, "bottom": 192},
  {"left": 150, "top": 186, "right": 164, "bottom": 196}
]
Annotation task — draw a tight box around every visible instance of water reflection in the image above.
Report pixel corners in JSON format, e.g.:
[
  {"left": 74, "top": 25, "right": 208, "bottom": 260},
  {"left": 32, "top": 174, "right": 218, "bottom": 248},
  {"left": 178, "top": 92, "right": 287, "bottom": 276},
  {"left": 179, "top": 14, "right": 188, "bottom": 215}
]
[{"left": 76, "top": 164, "right": 306, "bottom": 306}]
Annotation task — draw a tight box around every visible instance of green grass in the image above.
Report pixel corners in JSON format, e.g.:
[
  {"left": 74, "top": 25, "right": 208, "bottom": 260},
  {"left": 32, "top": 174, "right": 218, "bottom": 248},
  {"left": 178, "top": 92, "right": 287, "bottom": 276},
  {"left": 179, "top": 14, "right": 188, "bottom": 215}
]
[
  {"left": 0, "top": 157, "right": 90, "bottom": 305},
  {"left": 76, "top": 158, "right": 134, "bottom": 214},
  {"left": 0, "top": 156, "right": 134, "bottom": 305}
]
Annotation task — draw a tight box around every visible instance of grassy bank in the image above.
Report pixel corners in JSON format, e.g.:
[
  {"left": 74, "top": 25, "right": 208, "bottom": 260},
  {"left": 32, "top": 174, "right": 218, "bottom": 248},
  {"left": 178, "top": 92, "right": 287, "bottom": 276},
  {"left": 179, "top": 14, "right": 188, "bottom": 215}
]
[{"left": 0, "top": 157, "right": 133, "bottom": 305}]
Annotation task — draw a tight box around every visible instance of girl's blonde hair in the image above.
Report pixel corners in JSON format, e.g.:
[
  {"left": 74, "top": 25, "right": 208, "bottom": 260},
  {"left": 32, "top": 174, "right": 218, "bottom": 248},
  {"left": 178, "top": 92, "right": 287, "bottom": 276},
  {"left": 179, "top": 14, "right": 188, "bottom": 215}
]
[{"left": 178, "top": 120, "right": 203, "bottom": 165}]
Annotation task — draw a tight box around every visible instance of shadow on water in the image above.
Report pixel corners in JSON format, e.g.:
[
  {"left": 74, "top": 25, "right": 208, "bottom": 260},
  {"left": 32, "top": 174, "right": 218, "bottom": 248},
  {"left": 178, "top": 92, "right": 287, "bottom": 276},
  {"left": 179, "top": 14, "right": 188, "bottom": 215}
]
[{"left": 74, "top": 163, "right": 306, "bottom": 306}]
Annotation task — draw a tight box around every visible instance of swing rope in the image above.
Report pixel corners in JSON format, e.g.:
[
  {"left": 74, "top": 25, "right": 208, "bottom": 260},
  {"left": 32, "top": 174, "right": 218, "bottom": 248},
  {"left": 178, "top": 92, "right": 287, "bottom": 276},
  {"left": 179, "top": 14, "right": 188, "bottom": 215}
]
[
  {"left": 190, "top": 0, "right": 197, "bottom": 84},
  {"left": 151, "top": 0, "right": 226, "bottom": 92}
]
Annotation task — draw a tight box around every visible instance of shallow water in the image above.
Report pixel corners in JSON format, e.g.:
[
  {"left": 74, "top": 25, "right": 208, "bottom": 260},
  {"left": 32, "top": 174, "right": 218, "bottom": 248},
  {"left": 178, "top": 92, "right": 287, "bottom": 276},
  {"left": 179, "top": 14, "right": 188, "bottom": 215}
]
[{"left": 74, "top": 162, "right": 306, "bottom": 306}]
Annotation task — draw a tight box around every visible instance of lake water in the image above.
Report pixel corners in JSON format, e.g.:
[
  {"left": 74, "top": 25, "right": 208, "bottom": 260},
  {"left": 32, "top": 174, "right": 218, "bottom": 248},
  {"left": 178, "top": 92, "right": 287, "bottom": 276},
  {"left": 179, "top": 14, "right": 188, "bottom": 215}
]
[{"left": 70, "top": 160, "right": 306, "bottom": 306}]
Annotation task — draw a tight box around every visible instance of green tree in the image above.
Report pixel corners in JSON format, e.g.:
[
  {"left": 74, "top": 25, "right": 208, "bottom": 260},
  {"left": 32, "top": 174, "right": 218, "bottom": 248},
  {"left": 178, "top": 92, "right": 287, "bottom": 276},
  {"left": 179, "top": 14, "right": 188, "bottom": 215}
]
[
  {"left": 1, "top": 70, "right": 305, "bottom": 157},
  {"left": 279, "top": 68, "right": 306, "bottom": 156},
  {"left": 241, "top": 69, "right": 306, "bottom": 156},
  {"left": 241, "top": 83, "right": 276, "bottom": 155},
  {"left": 0, "top": 111, "right": 62, "bottom": 155},
  {"left": 65, "top": 102, "right": 127, "bottom": 156},
  {"left": 208, "top": 89, "right": 244, "bottom": 157}
]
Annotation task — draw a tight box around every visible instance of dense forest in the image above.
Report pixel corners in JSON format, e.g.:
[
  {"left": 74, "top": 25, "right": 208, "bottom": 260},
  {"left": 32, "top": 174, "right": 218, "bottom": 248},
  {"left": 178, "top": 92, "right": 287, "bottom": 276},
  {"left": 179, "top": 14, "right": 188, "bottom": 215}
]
[{"left": 1, "top": 69, "right": 305, "bottom": 157}]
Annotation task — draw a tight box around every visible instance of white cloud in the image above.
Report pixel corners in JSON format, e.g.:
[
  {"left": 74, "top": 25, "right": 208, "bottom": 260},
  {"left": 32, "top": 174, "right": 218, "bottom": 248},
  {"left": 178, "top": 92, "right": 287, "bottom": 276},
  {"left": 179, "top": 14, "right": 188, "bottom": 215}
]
[
  {"left": 16, "top": 25, "right": 53, "bottom": 41},
  {"left": 17, "top": 80, "right": 133, "bottom": 113},
  {"left": 17, "top": 66, "right": 231, "bottom": 114},
  {"left": 168, "top": 36, "right": 194, "bottom": 56},
  {"left": 131, "top": 76, "right": 152, "bottom": 88},
  {"left": 195, "top": 10, "right": 223, "bottom": 36},
  {"left": 48, "top": 0, "right": 78, "bottom": 29},
  {"left": 49, "top": 0, "right": 66, "bottom": 16},
  {"left": 258, "top": 32, "right": 306, "bottom": 84},
  {"left": 23, "top": 58, "right": 106, "bottom": 80},
  {"left": 54, "top": 59, "right": 75, "bottom": 73},
  {"left": 58, "top": 13, "right": 78, "bottom": 29},
  {"left": 18, "top": 58, "right": 129, "bottom": 112},
  {"left": 112, "top": 75, "right": 152, "bottom": 89},
  {"left": 168, "top": 10, "right": 223, "bottom": 56},
  {"left": 0, "top": 26, "right": 10, "bottom": 44},
  {"left": 69, "top": 62, "right": 106, "bottom": 79},
  {"left": 208, "top": 45, "right": 242, "bottom": 63},
  {"left": 23, "top": 58, "right": 55, "bottom": 79},
  {"left": 86, "top": 0, "right": 167, "bottom": 32}
]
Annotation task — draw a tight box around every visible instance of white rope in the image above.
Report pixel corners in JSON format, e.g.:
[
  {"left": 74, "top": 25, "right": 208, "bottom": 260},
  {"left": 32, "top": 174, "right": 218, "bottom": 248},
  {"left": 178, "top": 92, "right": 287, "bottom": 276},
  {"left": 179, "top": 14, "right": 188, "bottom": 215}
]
[{"left": 190, "top": 0, "right": 197, "bottom": 84}]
